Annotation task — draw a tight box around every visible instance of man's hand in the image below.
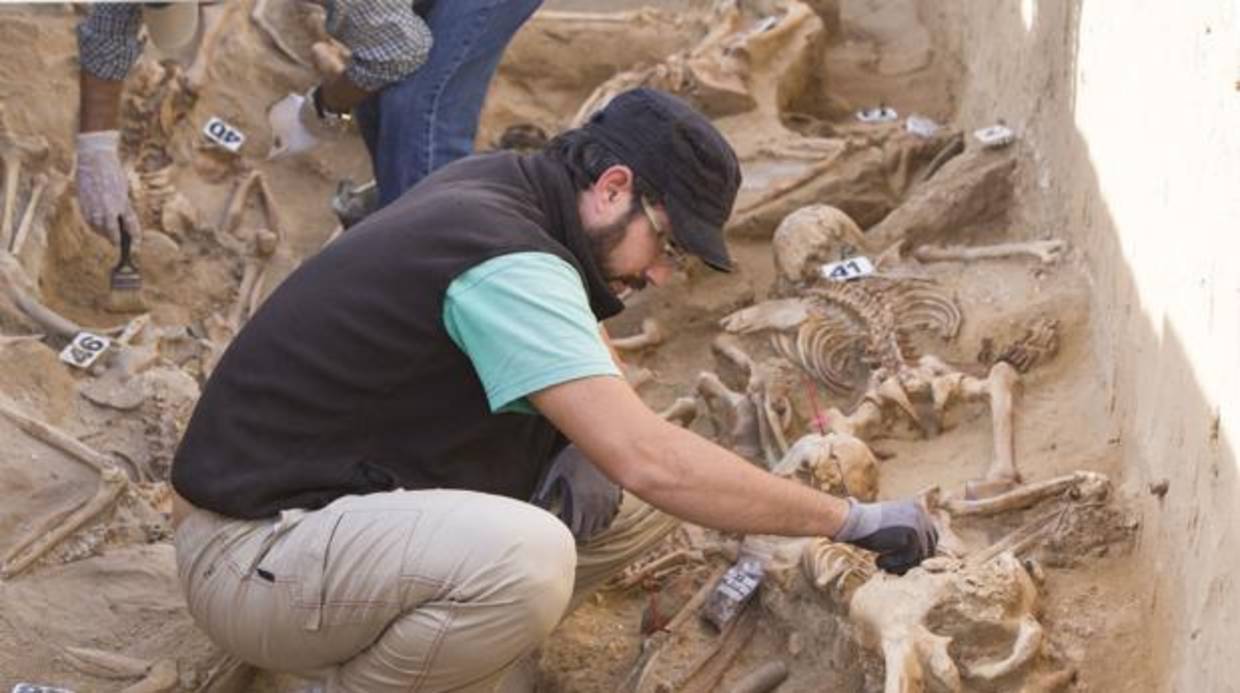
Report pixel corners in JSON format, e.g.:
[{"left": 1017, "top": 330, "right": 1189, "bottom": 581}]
[
  {"left": 75, "top": 130, "right": 139, "bottom": 245},
  {"left": 268, "top": 88, "right": 349, "bottom": 159},
  {"left": 532, "top": 445, "right": 622, "bottom": 542},
  {"left": 834, "top": 498, "right": 938, "bottom": 575}
]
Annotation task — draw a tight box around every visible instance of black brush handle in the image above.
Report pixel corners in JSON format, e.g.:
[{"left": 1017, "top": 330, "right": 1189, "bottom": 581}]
[{"left": 116, "top": 215, "right": 134, "bottom": 273}]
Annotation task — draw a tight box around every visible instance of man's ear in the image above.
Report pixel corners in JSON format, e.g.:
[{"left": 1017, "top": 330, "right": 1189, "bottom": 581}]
[{"left": 593, "top": 165, "right": 635, "bottom": 204}]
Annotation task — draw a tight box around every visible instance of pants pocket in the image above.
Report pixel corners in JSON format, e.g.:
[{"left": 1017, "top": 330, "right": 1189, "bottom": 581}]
[{"left": 275, "top": 506, "right": 424, "bottom": 631}]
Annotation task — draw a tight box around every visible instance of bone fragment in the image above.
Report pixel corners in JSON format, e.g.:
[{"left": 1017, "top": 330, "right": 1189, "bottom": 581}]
[
  {"left": 251, "top": 0, "right": 310, "bottom": 67},
  {"left": 874, "top": 373, "right": 921, "bottom": 426},
  {"left": 725, "top": 661, "right": 788, "bottom": 693},
  {"left": 255, "top": 227, "right": 279, "bottom": 258},
  {"left": 220, "top": 171, "right": 261, "bottom": 236},
  {"left": 619, "top": 548, "right": 705, "bottom": 589},
  {"left": 228, "top": 261, "right": 261, "bottom": 329},
  {"left": 968, "top": 615, "right": 1043, "bottom": 682},
  {"left": 611, "top": 317, "right": 665, "bottom": 351},
  {"left": 0, "top": 466, "right": 127, "bottom": 578},
  {"left": 0, "top": 397, "right": 119, "bottom": 473},
  {"left": 9, "top": 172, "right": 46, "bottom": 254},
  {"left": 912, "top": 239, "right": 1067, "bottom": 265},
  {"left": 659, "top": 396, "right": 698, "bottom": 427},
  {"left": 63, "top": 646, "right": 151, "bottom": 679},
  {"left": 120, "top": 659, "right": 179, "bottom": 693}
]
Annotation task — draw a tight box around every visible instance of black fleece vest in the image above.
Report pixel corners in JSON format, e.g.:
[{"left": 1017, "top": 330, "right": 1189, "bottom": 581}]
[{"left": 171, "top": 152, "right": 624, "bottom": 519}]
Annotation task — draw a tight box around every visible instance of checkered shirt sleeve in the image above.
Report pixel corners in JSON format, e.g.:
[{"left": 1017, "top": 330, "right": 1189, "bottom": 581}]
[
  {"left": 77, "top": 5, "right": 145, "bottom": 81},
  {"left": 323, "top": 0, "right": 432, "bottom": 91}
]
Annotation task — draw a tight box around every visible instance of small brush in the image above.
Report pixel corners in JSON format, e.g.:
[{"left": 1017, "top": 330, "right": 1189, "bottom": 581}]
[{"left": 105, "top": 216, "right": 146, "bottom": 313}]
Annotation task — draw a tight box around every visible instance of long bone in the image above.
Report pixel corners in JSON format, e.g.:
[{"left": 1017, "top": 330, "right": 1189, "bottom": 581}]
[
  {"left": 9, "top": 173, "right": 47, "bottom": 255},
  {"left": 962, "top": 361, "right": 1020, "bottom": 498},
  {"left": 940, "top": 470, "right": 1110, "bottom": 518},
  {"left": 0, "top": 127, "right": 48, "bottom": 251},
  {"left": 0, "top": 466, "right": 127, "bottom": 578},
  {"left": 912, "top": 239, "right": 1067, "bottom": 265},
  {"left": 611, "top": 317, "right": 665, "bottom": 351},
  {"left": 185, "top": 2, "right": 237, "bottom": 91},
  {"left": 252, "top": 0, "right": 311, "bottom": 67}
]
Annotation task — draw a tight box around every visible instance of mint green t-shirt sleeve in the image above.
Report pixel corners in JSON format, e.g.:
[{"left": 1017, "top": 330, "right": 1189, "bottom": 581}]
[{"left": 443, "top": 252, "right": 621, "bottom": 414}]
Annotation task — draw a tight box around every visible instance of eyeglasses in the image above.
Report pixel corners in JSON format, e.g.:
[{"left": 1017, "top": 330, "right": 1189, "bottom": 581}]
[{"left": 641, "top": 197, "right": 689, "bottom": 268}]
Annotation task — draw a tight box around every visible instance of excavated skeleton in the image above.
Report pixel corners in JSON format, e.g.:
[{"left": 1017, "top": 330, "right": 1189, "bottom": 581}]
[
  {"left": 801, "top": 469, "right": 1112, "bottom": 692},
  {"left": 571, "top": 1, "right": 959, "bottom": 237}
]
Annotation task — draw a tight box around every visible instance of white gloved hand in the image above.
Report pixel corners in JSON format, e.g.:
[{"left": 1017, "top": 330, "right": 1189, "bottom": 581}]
[
  {"left": 75, "top": 130, "right": 140, "bottom": 246},
  {"left": 268, "top": 89, "right": 345, "bottom": 159}
]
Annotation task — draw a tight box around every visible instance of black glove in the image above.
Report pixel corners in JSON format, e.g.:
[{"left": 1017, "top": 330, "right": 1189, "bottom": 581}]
[
  {"left": 532, "top": 445, "right": 622, "bottom": 543},
  {"left": 834, "top": 498, "right": 938, "bottom": 575}
]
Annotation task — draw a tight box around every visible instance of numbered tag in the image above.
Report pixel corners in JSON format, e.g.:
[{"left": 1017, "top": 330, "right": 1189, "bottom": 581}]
[
  {"left": 820, "top": 256, "right": 876, "bottom": 282},
  {"left": 58, "top": 332, "right": 111, "bottom": 370},
  {"left": 974, "top": 124, "right": 1015, "bottom": 149},
  {"left": 856, "top": 106, "right": 899, "bottom": 123},
  {"left": 203, "top": 116, "right": 246, "bottom": 153},
  {"left": 906, "top": 115, "right": 941, "bottom": 138},
  {"left": 12, "top": 684, "right": 76, "bottom": 693}
]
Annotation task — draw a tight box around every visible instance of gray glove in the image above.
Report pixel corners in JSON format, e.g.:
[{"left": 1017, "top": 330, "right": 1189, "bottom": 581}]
[
  {"left": 835, "top": 498, "right": 938, "bottom": 575},
  {"left": 532, "top": 445, "right": 622, "bottom": 543},
  {"left": 75, "top": 130, "right": 140, "bottom": 246}
]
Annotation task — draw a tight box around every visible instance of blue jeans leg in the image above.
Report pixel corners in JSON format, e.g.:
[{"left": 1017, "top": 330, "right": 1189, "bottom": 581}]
[{"left": 356, "top": 0, "right": 545, "bottom": 209}]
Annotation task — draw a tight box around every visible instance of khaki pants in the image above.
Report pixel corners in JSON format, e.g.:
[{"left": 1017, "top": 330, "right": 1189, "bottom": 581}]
[{"left": 174, "top": 489, "right": 677, "bottom": 692}]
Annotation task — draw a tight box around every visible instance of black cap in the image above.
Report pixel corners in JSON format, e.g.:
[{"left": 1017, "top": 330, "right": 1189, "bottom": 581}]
[{"left": 583, "top": 88, "right": 741, "bottom": 272}]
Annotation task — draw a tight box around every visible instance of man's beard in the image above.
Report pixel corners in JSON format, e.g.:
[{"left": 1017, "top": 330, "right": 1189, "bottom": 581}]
[{"left": 586, "top": 201, "right": 647, "bottom": 293}]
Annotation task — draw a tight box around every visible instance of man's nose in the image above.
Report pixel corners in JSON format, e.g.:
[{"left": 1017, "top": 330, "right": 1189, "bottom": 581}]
[{"left": 644, "top": 263, "right": 676, "bottom": 287}]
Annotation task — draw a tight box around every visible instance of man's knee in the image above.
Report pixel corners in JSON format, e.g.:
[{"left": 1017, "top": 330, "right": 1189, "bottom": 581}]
[{"left": 497, "top": 505, "right": 576, "bottom": 637}]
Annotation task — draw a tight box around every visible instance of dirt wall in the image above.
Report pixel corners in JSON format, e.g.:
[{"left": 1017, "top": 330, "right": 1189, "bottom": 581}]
[{"left": 945, "top": 2, "right": 1239, "bottom": 690}]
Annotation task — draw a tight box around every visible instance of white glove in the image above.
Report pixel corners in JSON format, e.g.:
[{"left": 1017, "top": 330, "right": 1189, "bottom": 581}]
[
  {"left": 75, "top": 130, "right": 140, "bottom": 246},
  {"left": 268, "top": 89, "right": 345, "bottom": 159}
]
